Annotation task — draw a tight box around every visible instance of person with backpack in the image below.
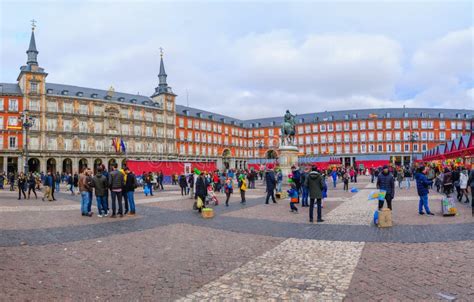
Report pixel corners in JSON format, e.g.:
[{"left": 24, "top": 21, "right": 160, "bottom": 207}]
[
  {"left": 27, "top": 172, "right": 37, "bottom": 199},
  {"left": 92, "top": 167, "right": 108, "bottom": 217},
  {"left": 415, "top": 166, "right": 434, "bottom": 215},
  {"left": 265, "top": 166, "right": 277, "bottom": 204},
  {"left": 124, "top": 167, "right": 138, "bottom": 215},
  {"left": 305, "top": 166, "right": 325, "bottom": 223},
  {"left": 238, "top": 174, "right": 247, "bottom": 204}
]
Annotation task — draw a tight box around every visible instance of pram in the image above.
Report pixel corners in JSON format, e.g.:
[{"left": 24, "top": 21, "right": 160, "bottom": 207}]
[{"left": 206, "top": 185, "right": 219, "bottom": 206}]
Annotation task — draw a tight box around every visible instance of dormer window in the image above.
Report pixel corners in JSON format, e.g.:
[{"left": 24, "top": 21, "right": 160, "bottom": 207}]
[
  {"left": 76, "top": 91, "right": 83, "bottom": 97},
  {"left": 153, "top": 103, "right": 160, "bottom": 108},
  {"left": 239, "top": 122, "right": 244, "bottom": 127},
  {"left": 456, "top": 113, "right": 461, "bottom": 119},
  {"left": 404, "top": 112, "right": 409, "bottom": 118},
  {"left": 352, "top": 113, "right": 357, "bottom": 119},
  {"left": 118, "top": 97, "right": 125, "bottom": 102},
  {"left": 270, "top": 121, "right": 275, "bottom": 126},
  {"left": 231, "top": 121, "right": 236, "bottom": 126},
  {"left": 344, "top": 114, "right": 349, "bottom": 120},
  {"left": 439, "top": 112, "right": 444, "bottom": 118},
  {"left": 47, "top": 89, "right": 53, "bottom": 94},
  {"left": 220, "top": 118, "right": 226, "bottom": 123},
  {"left": 328, "top": 115, "right": 333, "bottom": 121},
  {"left": 61, "top": 90, "right": 68, "bottom": 95},
  {"left": 386, "top": 112, "right": 391, "bottom": 118},
  {"left": 130, "top": 99, "right": 137, "bottom": 104},
  {"left": 91, "top": 93, "right": 98, "bottom": 98},
  {"left": 196, "top": 112, "right": 202, "bottom": 118},
  {"left": 465, "top": 114, "right": 470, "bottom": 119},
  {"left": 299, "top": 118, "right": 305, "bottom": 123},
  {"left": 105, "top": 95, "right": 112, "bottom": 100},
  {"left": 142, "top": 100, "right": 149, "bottom": 105},
  {"left": 208, "top": 115, "right": 213, "bottom": 120},
  {"left": 183, "top": 110, "right": 189, "bottom": 116}
]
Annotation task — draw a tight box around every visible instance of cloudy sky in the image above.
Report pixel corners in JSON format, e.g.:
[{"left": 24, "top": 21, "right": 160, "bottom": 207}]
[{"left": 1, "top": 0, "right": 473, "bottom": 119}]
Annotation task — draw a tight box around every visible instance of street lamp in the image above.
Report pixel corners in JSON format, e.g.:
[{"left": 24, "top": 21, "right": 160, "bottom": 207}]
[
  {"left": 409, "top": 132, "right": 418, "bottom": 168},
  {"left": 18, "top": 110, "right": 35, "bottom": 174},
  {"left": 257, "top": 140, "right": 264, "bottom": 167}
]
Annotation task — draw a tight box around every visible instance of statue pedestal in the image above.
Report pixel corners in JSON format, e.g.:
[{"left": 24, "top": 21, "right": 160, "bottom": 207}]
[{"left": 278, "top": 145, "right": 299, "bottom": 176}]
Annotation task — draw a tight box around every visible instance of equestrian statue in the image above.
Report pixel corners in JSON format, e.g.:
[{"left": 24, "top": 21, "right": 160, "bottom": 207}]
[{"left": 281, "top": 110, "right": 297, "bottom": 146}]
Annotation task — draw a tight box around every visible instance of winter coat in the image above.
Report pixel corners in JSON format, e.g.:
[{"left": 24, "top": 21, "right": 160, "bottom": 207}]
[
  {"left": 443, "top": 172, "right": 453, "bottom": 186},
  {"left": 468, "top": 170, "right": 474, "bottom": 188},
  {"left": 179, "top": 175, "right": 188, "bottom": 187},
  {"left": 376, "top": 172, "right": 395, "bottom": 198},
  {"left": 304, "top": 171, "right": 324, "bottom": 199},
  {"left": 78, "top": 174, "right": 90, "bottom": 192},
  {"left": 108, "top": 170, "right": 124, "bottom": 190},
  {"left": 92, "top": 172, "right": 108, "bottom": 196},
  {"left": 265, "top": 170, "right": 276, "bottom": 190},
  {"left": 459, "top": 172, "right": 468, "bottom": 189},
  {"left": 125, "top": 173, "right": 138, "bottom": 192},
  {"left": 195, "top": 176, "right": 207, "bottom": 198},
  {"left": 415, "top": 172, "right": 432, "bottom": 196}
]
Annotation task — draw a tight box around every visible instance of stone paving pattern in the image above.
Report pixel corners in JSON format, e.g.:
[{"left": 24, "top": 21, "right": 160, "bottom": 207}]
[{"left": 0, "top": 176, "right": 473, "bottom": 301}]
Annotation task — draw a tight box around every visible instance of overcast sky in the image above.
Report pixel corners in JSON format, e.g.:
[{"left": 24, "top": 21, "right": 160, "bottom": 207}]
[{"left": 1, "top": 0, "right": 473, "bottom": 119}]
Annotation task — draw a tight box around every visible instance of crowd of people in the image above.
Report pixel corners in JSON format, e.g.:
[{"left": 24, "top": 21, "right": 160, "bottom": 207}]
[{"left": 2, "top": 161, "right": 473, "bottom": 221}]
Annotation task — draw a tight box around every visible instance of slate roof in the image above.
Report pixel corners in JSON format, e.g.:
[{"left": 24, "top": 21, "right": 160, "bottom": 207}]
[
  {"left": 0, "top": 83, "right": 23, "bottom": 95},
  {"left": 44, "top": 83, "right": 162, "bottom": 108},
  {"left": 176, "top": 105, "right": 474, "bottom": 128},
  {"left": 176, "top": 104, "right": 245, "bottom": 125}
]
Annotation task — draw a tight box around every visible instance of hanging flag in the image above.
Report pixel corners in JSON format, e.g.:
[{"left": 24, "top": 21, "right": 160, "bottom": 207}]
[
  {"left": 116, "top": 138, "right": 121, "bottom": 153},
  {"left": 112, "top": 138, "right": 117, "bottom": 152},
  {"left": 120, "top": 139, "right": 126, "bottom": 153}
]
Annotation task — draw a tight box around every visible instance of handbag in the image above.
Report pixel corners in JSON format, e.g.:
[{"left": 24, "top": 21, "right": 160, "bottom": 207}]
[{"left": 196, "top": 196, "right": 204, "bottom": 209}]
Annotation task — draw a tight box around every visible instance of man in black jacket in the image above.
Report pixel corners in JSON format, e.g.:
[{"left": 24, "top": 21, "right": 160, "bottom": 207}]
[
  {"left": 124, "top": 168, "right": 137, "bottom": 215},
  {"left": 265, "top": 167, "right": 277, "bottom": 204},
  {"left": 108, "top": 163, "right": 125, "bottom": 217},
  {"left": 376, "top": 165, "right": 395, "bottom": 210},
  {"left": 195, "top": 173, "right": 207, "bottom": 212},
  {"left": 92, "top": 167, "right": 108, "bottom": 217}
]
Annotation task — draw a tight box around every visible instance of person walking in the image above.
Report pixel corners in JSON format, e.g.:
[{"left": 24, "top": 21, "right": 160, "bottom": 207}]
[
  {"left": 73, "top": 172, "right": 79, "bottom": 194},
  {"left": 157, "top": 171, "right": 164, "bottom": 190},
  {"left": 224, "top": 177, "right": 233, "bottom": 206},
  {"left": 305, "top": 166, "right": 325, "bottom": 223},
  {"left": 0, "top": 172, "right": 5, "bottom": 190},
  {"left": 179, "top": 174, "right": 188, "bottom": 196},
  {"left": 124, "top": 167, "right": 137, "bottom": 215},
  {"left": 17, "top": 172, "right": 27, "bottom": 200},
  {"left": 376, "top": 165, "right": 395, "bottom": 210},
  {"left": 67, "top": 173, "right": 74, "bottom": 195},
  {"left": 79, "top": 170, "right": 92, "bottom": 216},
  {"left": 42, "top": 171, "right": 54, "bottom": 202},
  {"left": 301, "top": 169, "right": 309, "bottom": 207},
  {"left": 442, "top": 167, "right": 453, "bottom": 196},
  {"left": 265, "top": 167, "right": 277, "bottom": 204},
  {"left": 27, "top": 172, "right": 37, "bottom": 199},
  {"left": 238, "top": 174, "right": 247, "bottom": 204},
  {"left": 331, "top": 170, "right": 338, "bottom": 188},
  {"left": 287, "top": 183, "right": 299, "bottom": 213},
  {"left": 188, "top": 172, "right": 195, "bottom": 199},
  {"left": 459, "top": 168, "right": 470, "bottom": 204},
  {"left": 91, "top": 167, "right": 108, "bottom": 217},
  {"left": 276, "top": 169, "right": 283, "bottom": 193},
  {"left": 343, "top": 171, "right": 349, "bottom": 191},
  {"left": 415, "top": 166, "right": 434, "bottom": 215},
  {"left": 396, "top": 170, "right": 404, "bottom": 189},
  {"left": 55, "top": 171, "right": 61, "bottom": 192},
  {"left": 109, "top": 163, "right": 125, "bottom": 218},
  {"left": 404, "top": 168, "right": 412, "bottom": 189},
  {"left": 195, "top": 172, "right": 207, "bottom": 212}
]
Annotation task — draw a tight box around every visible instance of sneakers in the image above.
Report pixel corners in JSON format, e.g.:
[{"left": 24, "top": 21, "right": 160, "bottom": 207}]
[
  {"left": 97, "top": 214, "right": 103, "bottom": 218},
  {"left": 317, "top": 219, "right": 325, "bottom": 223},
  {"left": 419, "top": 212, "right": 425, "bottom": 215},
  {"left": 427, "top": 212, "right": 435, "bottom": 216}
]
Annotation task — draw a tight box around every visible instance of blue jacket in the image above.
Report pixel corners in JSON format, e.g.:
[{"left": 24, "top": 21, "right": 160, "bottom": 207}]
[
  {"left": 43, "top": 175, "right": 53, "bottom": 187},
  {"left": 415, "top": 172, "right": 432, "bottom": 196},
  {"left": 331, "top": 171, "right": 338, "bottom": 180},
  {"left": 376, "top": 172, "right": 395, "bottom": 197}
]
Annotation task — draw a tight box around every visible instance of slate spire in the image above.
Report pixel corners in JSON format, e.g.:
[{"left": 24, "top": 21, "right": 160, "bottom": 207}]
[
  {"left": 158, "top": 48, "right": 168, "bottom": 92},
  {"left": 26, "top": 20, "right": 39, "bottom": 66}
]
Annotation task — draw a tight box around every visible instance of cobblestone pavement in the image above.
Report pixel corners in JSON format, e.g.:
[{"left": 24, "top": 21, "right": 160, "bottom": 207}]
[
  {"left": 0, "top": 175, "right": 473, "bottom": 301},
  {"left": 178, "top": 239, "right": 364, "bottom": 301}
]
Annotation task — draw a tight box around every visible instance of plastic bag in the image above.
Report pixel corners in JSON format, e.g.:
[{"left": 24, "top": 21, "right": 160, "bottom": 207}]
[{"left": 196, "top": 196, "right": 204, "bottom": 209}]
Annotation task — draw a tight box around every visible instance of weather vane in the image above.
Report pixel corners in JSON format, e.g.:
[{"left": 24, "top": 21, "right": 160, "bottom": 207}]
[
  {"left": 31, "top": 19, "right": 37, "bottom": 31},
  {"left": 160, "top": 47, "right": 164, "bottom": 57}
]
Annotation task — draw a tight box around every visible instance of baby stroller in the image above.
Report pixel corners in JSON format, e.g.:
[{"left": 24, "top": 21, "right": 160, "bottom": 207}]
[{"left": 206, "top": 185, "right": 219, "bottom": 206}]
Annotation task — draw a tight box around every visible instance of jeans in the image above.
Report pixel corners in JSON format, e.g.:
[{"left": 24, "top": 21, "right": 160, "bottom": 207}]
[
  {"left": 290, "top": 201, "right": 298, "bottom": 211},
  {"left": 96, "top": 196, "right": 107, "bottom": 215},
  {"left": 123, "top": 190, "right": 129, "bottom": 213},
  {"left": 80, "top": 191, "right": 90, "bottom": 215},
  {"left": 147, "top": 183, "right": 153, "bottom": 196},
  {"left": 333, "top": 179, "right": 337, "bottom": 188},
  {"left": 406, "top": 178, "right": 411, "bottom": 189},
  {"left": 69, "top": 184, "right": 74, "bottom": 194},
  {"left": 418, "top": 194, "right": 431, "bottom": 214},
  {"left": 127, "top": 191, "right": 136, "bottom": 213},
  {"left": 302, "top": 187, "right": 309, "bottom": 206},
  {"left": 87, "top": 191, "right": 93, "bottom": 213},
  {"left": 55, "top": 182, "right": 60, "bottom": 192},
  {"left": 309, "top": 198, "right": 322, "bottom": 221},
  {"left": 277, "top": 181, "right": 282, "bottom": 193},
  {"left": 110, "top": 190, "right": 123, "bottom": 215}
]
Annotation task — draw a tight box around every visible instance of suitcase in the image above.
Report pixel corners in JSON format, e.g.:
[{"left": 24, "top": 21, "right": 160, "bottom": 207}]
[
  {"left": 441, "top": 196, "right": 457, "bottom": 216},
  {"left": 378, "top": 208, "right": 392, "bottom": 228}
]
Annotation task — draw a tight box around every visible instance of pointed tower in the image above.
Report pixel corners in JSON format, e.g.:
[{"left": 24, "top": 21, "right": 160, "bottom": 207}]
[
  {"left": 26, "top": 27, "right": 39, "bottom": 66},
  {"left": 150, "top": 48, "right": 177, "bottom": 157},
  {"left": 18, "top": 21, "right": 47, "bottom": 88}
]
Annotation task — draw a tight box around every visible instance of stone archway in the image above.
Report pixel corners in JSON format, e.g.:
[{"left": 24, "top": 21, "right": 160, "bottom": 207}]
[
  {"left": 266, "top": 149, "right": 278, "bottom": 159},
  {"left": 78, "top": 158, "right": 88, "bottom": 173},
  {"left": 93, "top": 158, "right": 102, "bottom": 173},
  {"left": 222, "top": 149, "right": 231, "bottom": 170},
  {"left": 108, "top": 158, "right": 117, "bottom": 171},
  {"left": 62, "top": 158, "right": 73, "bottom": 174},
  {"left": 28, "top": 158, "right": 40, "bottom": 173},
  {"left": 47, "top": 158, "right": 57, "bottom": 173}
]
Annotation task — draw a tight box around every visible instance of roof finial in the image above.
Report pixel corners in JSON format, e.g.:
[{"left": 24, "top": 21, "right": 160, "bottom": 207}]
[
  {"left": 31, "top": 19, "right": 37, "bottom": 31},
  {"left": 160, "top": 47, "right": 164, "bottom": 58}
]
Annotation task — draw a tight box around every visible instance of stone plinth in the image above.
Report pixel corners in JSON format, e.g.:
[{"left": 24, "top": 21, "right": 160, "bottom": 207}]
[{"left": 278, "top": 145, "right": 299, "bottom": 176}]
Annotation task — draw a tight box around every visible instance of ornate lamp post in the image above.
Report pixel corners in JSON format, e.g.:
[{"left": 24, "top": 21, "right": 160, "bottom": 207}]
[
  {"left": 257, "top": 140, "right": 264, "bottom": 167},
  {"left": 18, "top": 110, "right": 35, "bottom": 174},
  {"left": 409, "top": 132, "right": 418, "bottom": 168}
]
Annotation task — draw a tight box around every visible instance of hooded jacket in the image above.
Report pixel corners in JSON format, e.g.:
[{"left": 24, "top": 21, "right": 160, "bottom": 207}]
[
  {"left": 376, "top": 171, "right": 395, "bottom": 198},
  {"left": 304, "top": 171, "right": 324, "bottom": 199},
  {"left": 92, "top": 172, "right": 108, "bottom": 197}
]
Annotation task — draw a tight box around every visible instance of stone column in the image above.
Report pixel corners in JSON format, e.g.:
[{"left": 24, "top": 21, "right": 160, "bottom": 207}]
[
  {"left": 72, "top": 158, "right": 79, "bottom": 174},
  {"left": 2, "top": 157, "right": 7, "bottom": 173},
  {"left": 40, "top": 157, "right": 47, "bottom": 173}
]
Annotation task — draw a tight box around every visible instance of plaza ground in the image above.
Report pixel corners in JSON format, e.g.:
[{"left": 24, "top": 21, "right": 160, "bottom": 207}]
[{"left": 0, "top": 176, "right": 473, "bottom": 301}]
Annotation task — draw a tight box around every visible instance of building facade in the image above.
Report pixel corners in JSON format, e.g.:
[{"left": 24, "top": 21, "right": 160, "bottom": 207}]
[
  {"left": 1, "top": 26, "right": 176, "bottom": 174},
  {"left": 2, "top": 26, "right": 473, "bottom": 175}
]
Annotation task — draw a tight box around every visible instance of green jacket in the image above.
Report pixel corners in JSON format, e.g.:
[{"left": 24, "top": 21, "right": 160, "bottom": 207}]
[{"left": 304, "top": 171, "right": 324, "bottom": 199}]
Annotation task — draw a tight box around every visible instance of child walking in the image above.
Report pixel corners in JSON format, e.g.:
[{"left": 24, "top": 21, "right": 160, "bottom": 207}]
[
  {"left": 238, "top": 174, "right": 247, "bottom": 204},
  {"left": 287, "top": 183, "right": 299, "bottom": 213}
]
